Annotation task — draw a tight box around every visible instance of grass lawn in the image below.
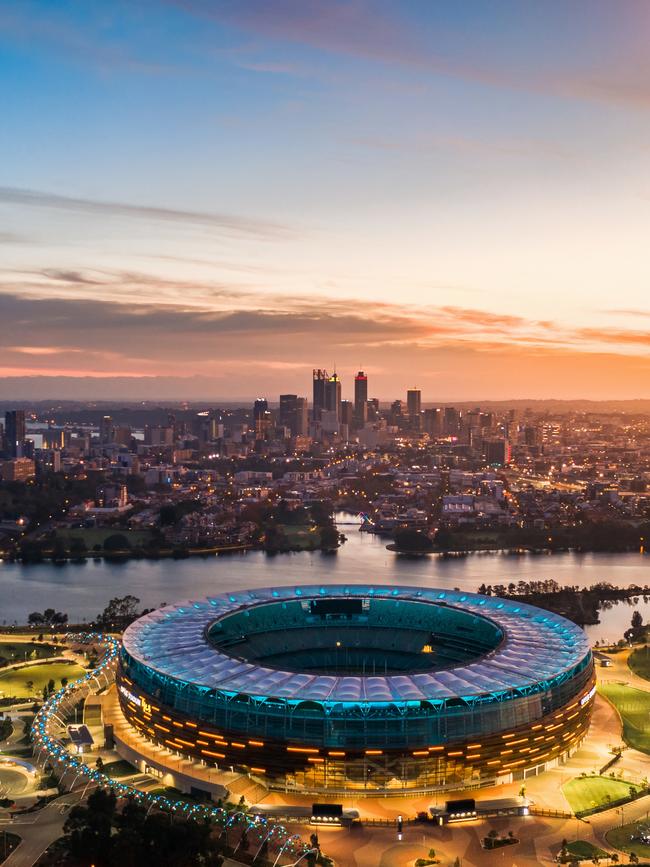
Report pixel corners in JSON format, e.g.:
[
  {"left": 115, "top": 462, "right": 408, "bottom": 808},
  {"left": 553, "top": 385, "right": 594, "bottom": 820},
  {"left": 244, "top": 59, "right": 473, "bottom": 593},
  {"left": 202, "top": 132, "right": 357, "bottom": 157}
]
[
  {"left": 0, "top": 660, "right": 86, "bottom": 698},
  {"left": 564, "top": 839, "right": 608, "bottom": 860},
  {"left": 54, "top": 528, "right": 154, "bottom": 549},
  {"left": 562, "top": 775, "right": 638, "bottom": 815},
  {"left": 280, "top": 524, "right": 321, "bottom": 549},
  {"left": 629, "top": 646, "right": 650, "bottom": 682},
  {"left": 101, "top": 759, "right": 137, "bottom": 778},
  {"left": 599, "top": 681, "right": 650, "bottom": 754},
  {"left": 606, "top": 821, "right": 650, "bottom": 860},
  {"left": 0, "top": 642, "right": 58, "bottom": 663}
]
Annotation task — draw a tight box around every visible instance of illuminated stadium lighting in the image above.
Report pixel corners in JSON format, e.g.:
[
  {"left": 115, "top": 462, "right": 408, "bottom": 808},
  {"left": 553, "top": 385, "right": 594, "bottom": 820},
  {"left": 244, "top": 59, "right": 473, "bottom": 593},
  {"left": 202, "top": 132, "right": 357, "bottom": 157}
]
[
  {"left": 115, "top": 584, "right": 595, "bottom": 794},
  {"left": 30, "top": 632, "right": 305, "bottom": 860}
]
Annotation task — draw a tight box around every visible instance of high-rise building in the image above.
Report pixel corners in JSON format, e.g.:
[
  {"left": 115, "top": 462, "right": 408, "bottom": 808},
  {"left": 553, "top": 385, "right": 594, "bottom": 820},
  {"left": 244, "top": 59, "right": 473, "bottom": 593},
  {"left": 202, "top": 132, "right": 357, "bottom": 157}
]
[
  {"left": 407, "top": 388, "right": 421, "bottom": 426},
  {"left": 280, "top": 394, "right": 309, "bottom": 437},
  {"left": 312, "top": 369, "right": 328, "bottom": 421},
  {"left": 485, "top": 439, "right": 511, "bottom": 466},
  {"left": 324, "top": 373, "right": 342, "bottom": 421},
  {"left": 443, "top": 407, "right": 461, "bottom": 437},
  {"left": 295, "top": 397, "right": 309, "bottom": 437},
  {"left": 279, "top": 394, "right": 298, "bottom": 432},
  {"left": 253, "top": 398, "right": 271, "bottom": 440},
  {"left": 354, "top": 371, "right": 368, "bottom": 428},
  {"left": 424, "top": 408, "right": 443, "bottom": 437},
  {"left": 99, "top": 414, "right": 113, "bottom": 446},
  {"left": 340, "top": 400, "right": 354, "bottom": 427},
  {"left": 5, "top": 410, "right": 26, "bottom": 458}
]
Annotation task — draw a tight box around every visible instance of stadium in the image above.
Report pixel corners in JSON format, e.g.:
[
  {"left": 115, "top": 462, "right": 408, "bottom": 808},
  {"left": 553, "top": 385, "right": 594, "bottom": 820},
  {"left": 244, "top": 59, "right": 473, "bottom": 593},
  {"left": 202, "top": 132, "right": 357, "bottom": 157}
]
[{"left": 116, "top": 584, "right": 595, "bottom": 795}]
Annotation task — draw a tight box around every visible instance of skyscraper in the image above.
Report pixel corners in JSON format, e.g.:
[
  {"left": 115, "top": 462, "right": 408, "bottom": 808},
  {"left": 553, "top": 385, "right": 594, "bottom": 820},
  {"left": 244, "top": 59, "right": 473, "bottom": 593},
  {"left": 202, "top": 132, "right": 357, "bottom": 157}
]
[
  {"left": 354, "top": 371, "right": 368, "bottom": 428},
  {"left": 5, "top": 410, "right": 26, "bottom": 458},
  {"left": 312, "top": 369, "right": 328, "bottom": 421},
  {"left": 99, "top": 414, "right": 113, "bottom": 445},
  {"left": 253, "top": 398, "right": 271, "bottom": 439},
  {"left": 407, "top": 387, "right": 421, "bottom": 421},
  {"left": 279, "top": 394, "right": 309, "bottom": 437},
  {"left": 295, "top": 397, "right": 309, "bottom": 436},
  {"left": 279, "top": 394, "right": 297, "bottom": 432},
  {"left": 324, "top": 372, "right": 342, "bottom": 421}
]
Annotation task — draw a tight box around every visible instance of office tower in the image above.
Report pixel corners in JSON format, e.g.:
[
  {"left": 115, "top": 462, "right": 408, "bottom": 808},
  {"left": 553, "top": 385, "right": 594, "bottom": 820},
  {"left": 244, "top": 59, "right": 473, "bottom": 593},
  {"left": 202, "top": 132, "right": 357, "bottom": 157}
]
[
  {"left": 367, "top": 398, "right": 380, "bottom": 422},
  {"left": 295, "top": 397, "right": 309, "bottom": 436},
  {"left": 99, "top": 414, "right": 113, "bottom": 445},
  {"left": 390, "top": 400, "right": 403, "bottom": 426},
  {"left": 443, "top": 406, "right": 461, "bottom": 437},
  {"left": 312, "top": 369, "right": 328, "bottom": 421},
  {"left": 279, "top": 394, "right": 298, "bottom": 432},
  {"left": 324, "top": 372, "right": 342, "bottom": 421},
  {"left": 144, "top": 425, "right": 174, "bottom": 446},
  {"left": 280, "top": 394, "right": 309, "bottom": 437},
  {"left": 354, "top": 371, "right": 368, "bottom": 428},
  {"left": 5, "top": 410, "right": 26, "bottom": 458},
  {"left": 407, "top": 387, "right": 421, "bottom": 425},
  {"left": 253, "top": 398, "right": 271, "bottom": 439},
  {"left": 113, "top": 426, "right": 132, "bottom": 447},
  {"left": 340, "top": 400, "right": 354, "bottom": 427},
  {"left": 424, "top": 407, "right": 443, "bottom": 437},
  {"left": 485, "top": 439, "right": 511, "bottom": 466}
]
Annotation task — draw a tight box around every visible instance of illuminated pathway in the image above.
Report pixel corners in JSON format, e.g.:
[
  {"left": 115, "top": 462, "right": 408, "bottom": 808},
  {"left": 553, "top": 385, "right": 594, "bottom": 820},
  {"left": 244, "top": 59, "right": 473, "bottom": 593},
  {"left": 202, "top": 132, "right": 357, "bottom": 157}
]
[{"left": 30, "top": 633, "right": 309, "bottom": 865}]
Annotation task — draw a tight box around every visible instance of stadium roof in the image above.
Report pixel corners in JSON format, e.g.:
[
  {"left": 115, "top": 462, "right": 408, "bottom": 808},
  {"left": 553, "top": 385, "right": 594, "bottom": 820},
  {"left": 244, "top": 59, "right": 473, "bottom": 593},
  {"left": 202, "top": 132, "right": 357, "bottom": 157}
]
[{"left": 121, "top": 585, "right": 590, "bottom": 705}]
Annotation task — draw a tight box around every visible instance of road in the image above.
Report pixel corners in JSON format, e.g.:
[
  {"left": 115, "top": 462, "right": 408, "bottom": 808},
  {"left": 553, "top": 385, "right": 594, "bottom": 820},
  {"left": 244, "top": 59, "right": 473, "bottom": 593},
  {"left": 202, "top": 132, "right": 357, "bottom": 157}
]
[{"left": 1, "top": 792, "right": 84, "bottom": 867}]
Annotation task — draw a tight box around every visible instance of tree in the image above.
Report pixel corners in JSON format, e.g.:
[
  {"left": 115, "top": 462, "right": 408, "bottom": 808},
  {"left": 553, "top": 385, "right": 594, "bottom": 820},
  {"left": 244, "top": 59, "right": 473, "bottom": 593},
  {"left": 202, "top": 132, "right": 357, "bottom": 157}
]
[
  {"left": 320, "top": 524, "right": 340, "bottom": 550},
  {"left": 632, "top": 610, "right": 644, "bottom": 629},
  {"left": 435, "top": 527, "right": 453, "bottom": 551},
  {"left": 70, "top": 537, "right": 88, "bottom": 557},
  {"left": 103, "top": 534, "right": 131, "bottom": 553},
  {"left": 63, "top": 788, "right": 117, "bottom": 866},
  {"left": 25, "top": 679, "right": 34, "bottom": 694},
  {"left": 97, "top": 595, "right": 140, "bottom": 629},
  {"left": 28, "top": 612, "right": 44, "bottom": 626},
  {"left": 393, "top": 529, "right": 434, "bottom": 553}
]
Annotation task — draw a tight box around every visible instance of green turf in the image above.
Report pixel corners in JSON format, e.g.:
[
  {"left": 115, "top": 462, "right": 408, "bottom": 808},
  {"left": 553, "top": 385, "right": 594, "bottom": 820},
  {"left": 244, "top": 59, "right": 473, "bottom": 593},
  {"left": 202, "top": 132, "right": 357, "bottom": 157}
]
[
  {"left": 629, "top": 647, "right": 650, "bottom": 682},
  {"left": 562, "top": 775, "right": 637, "bottom": 815},
  {"left": 0, "top": 642, "right": 58, "bottom": 663},
  {"left": 0, "top": 661, "right": 86, "bottom": 698},
  {"left": 564, "top": 839, "right": 608, "bottom": 860},
  {"left": 606, "top": 821, "right": 650, "bottom": 860},
  {"left": 599, "top": 681, "right": 650, "bottom": 754},
  {"left": 54, "top": 528, "right": 154, "bottom": 549},
  {"left": 279, "top": 524, "right": 321, "bottom": 549},
  {"left": 100, "top": 759, "right": 137, "bottom": 778}
]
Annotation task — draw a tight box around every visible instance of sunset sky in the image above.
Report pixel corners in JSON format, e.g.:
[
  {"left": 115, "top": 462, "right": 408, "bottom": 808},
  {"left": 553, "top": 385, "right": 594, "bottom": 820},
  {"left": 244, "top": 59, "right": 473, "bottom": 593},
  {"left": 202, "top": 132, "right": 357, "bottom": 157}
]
[{"left": 2, "top": 1, "right": 650, "bottom": 400}]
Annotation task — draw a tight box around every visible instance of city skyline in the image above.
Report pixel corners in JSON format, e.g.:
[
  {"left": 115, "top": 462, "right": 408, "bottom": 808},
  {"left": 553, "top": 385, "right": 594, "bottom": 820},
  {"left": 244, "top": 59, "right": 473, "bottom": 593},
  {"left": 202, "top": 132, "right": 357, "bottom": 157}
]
[{"left": 3, "top": 1, "right": 650, "bottom": 399}]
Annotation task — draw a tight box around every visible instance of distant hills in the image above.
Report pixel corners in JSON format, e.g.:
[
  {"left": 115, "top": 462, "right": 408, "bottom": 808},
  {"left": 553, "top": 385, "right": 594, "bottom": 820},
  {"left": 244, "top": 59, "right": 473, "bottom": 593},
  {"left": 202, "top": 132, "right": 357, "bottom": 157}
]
[{"left": 2, "top": 375, "right": 650, "bottom": 412}]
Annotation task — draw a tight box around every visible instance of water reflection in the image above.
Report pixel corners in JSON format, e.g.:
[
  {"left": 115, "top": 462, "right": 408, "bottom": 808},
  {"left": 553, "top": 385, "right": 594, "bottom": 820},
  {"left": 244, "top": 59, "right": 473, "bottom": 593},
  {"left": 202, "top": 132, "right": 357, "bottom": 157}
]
[{"left": 0, "top": 512, "right": 648, "bottom": 628}]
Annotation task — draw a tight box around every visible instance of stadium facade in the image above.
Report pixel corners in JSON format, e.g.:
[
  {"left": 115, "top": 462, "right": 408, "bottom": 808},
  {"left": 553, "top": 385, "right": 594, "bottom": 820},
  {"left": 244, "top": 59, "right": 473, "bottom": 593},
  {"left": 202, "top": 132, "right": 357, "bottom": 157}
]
[{"left": 117, "top": 585, "right": 595, "bottom": 794}]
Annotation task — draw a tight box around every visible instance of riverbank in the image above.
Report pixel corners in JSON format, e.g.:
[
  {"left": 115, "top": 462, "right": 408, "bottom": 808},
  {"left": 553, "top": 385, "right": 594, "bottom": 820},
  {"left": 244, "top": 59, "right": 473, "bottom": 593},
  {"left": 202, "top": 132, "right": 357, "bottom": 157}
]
[
  {"left": 1, "top": 541, "right": 256, "bottom": 565},
  {"left": 1, "top": 516, "right": 649, "bottom": 627}
]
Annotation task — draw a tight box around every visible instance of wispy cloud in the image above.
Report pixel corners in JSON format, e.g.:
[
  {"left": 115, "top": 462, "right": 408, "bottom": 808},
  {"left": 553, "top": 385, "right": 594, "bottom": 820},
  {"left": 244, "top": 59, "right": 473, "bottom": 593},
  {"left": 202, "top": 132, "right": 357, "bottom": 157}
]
[
  {"left": 0, "top": 187, "right": 294, "bottom": 240},
  {"left": 175, "top": 0, "right": 650, "bottom": 110}
]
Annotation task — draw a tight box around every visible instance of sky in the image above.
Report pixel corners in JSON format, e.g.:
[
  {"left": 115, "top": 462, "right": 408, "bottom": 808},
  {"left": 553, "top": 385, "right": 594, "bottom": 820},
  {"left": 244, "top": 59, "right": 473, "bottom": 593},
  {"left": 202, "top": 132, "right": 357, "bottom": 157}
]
[{"left": 2, "top": 0, "right": 650, "bottom": 401}]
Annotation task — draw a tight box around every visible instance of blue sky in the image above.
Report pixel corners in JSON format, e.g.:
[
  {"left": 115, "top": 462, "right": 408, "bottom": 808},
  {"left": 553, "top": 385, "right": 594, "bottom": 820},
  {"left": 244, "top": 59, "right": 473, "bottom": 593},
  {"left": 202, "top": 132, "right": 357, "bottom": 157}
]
[{"left": 2, "top": 1, "right": 650, "bottom": 399}]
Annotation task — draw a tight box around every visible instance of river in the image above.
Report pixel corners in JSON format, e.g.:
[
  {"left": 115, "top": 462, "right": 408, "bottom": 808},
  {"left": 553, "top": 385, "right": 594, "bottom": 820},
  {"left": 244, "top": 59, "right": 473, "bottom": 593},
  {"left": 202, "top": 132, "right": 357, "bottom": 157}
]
[{"left": 0, "top": 513, "right": 649, "bottom": 641}]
